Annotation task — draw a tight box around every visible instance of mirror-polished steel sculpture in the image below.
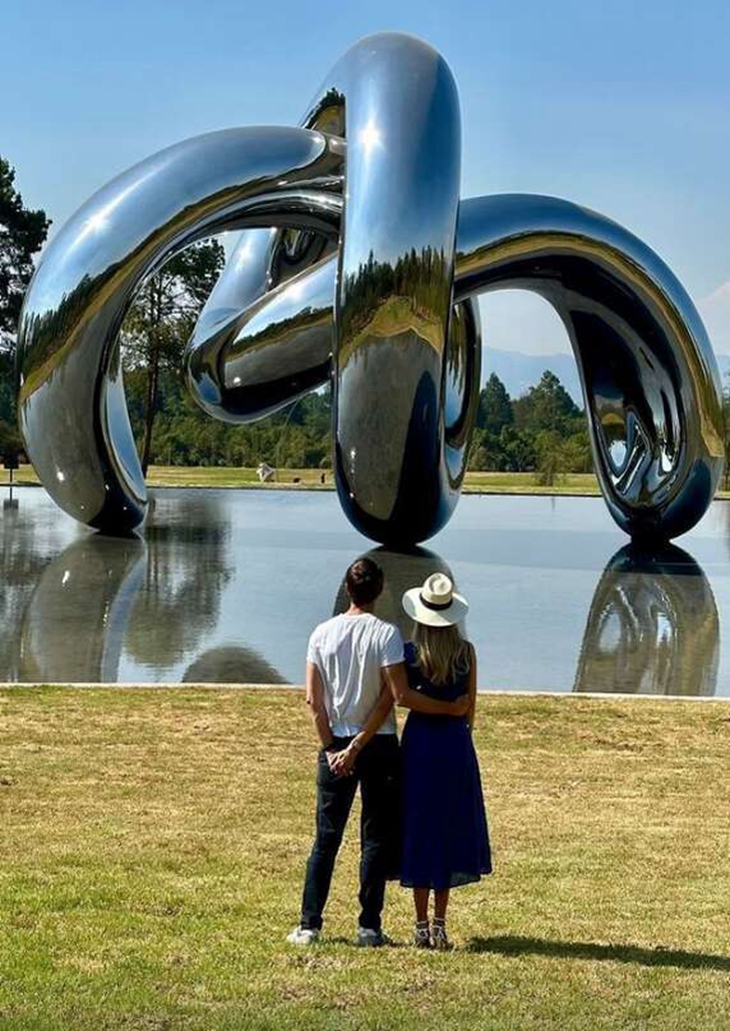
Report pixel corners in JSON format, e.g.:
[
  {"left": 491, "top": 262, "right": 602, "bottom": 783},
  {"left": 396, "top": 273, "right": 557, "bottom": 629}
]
[{"left": 17, "top": 32, "right": 725, "bottom": 543}]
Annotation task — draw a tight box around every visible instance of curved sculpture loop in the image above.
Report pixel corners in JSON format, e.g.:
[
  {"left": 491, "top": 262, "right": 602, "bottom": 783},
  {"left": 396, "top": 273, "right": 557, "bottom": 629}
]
[{"left": 17, "top": 33, "right": 724, "bottom": 542}]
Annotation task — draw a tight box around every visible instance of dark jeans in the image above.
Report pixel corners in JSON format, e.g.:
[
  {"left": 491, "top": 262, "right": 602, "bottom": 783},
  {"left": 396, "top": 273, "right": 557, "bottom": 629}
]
[{"left": 300, "top": 734, "right": 400, "bottom": 932}]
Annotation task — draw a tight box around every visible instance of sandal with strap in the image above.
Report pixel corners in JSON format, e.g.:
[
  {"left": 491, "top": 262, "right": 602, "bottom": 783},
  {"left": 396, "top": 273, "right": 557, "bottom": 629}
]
[
  {"left": 414, "top": 920, "right": 431, "bottom": 948},
  {"left": 431, "top": 918, "right": 453, "bottom": 951}
]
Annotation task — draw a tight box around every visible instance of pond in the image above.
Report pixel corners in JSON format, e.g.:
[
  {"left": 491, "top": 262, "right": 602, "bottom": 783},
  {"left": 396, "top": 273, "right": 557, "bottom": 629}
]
[{"left": 2, "top": 486, "right": 729, "bottom": 695}]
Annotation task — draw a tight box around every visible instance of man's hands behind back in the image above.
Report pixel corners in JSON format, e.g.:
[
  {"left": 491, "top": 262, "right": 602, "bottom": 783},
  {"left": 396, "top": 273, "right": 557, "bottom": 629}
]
[{"left": 327, "top": 747, "right": 357, "bottom": 777}]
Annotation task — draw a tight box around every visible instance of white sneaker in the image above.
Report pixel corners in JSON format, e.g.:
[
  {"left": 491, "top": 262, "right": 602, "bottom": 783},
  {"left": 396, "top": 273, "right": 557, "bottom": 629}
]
[
  {"left": 286, "top": 926, "right": 320, "bottom": 946},
  {"left": 356, "top": 926, "right": 388, "bottom": 947}
]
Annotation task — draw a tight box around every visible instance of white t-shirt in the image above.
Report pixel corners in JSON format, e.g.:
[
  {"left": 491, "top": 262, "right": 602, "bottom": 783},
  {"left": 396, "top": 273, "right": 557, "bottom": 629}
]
[{"left": 306, "top": 613, "right": 404, "bottom": 737}]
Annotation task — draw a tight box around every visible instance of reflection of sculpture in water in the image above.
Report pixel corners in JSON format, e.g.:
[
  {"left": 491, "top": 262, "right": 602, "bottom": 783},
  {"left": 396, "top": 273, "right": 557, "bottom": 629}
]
[
  {"left": 574, "top": 544, "right": 719, "bottom": 696},
  {"left": 334, "top": 546, "right": 459, "bottom": 643},
  {"left": 183, "top": 647, "right": 286, "bottom": 684},
  {"left": 123, "top": 496, "right": 234, "bottom": 669},
  {"left": 18, "top": 534, "right": 146, "bottom": 682},
  {"left": 0, "top": 501, "right": 66, "bottom": 677},
  {"left": 14, "top": 495, "right": 284, "bottom": 683}
]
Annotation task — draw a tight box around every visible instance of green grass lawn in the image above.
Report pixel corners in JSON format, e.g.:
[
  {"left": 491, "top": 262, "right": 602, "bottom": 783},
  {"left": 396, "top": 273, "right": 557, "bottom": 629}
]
[
  {"left": 1, "top": 688, "right": 729, "bottom": 1029},
  {"left": 4, "top": 464, "right": 730, "bottom": 499},
  {"left": 460, "top": 470, "right": 600, "bottom": 494}
]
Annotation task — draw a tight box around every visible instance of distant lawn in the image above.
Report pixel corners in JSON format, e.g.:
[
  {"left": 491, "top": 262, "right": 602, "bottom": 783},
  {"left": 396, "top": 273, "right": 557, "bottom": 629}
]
[
  {"left": 0, "top": 464, "right": 621, "bottom": 497},
  {"left": 4, "top": 464, "right": 730, "bottom": 499},
  {"left": 0, "top": 688, "right": 728, "bottom": 1029},
  {"left": 461, "top": 470, "right": 600, "bottom": 495}
]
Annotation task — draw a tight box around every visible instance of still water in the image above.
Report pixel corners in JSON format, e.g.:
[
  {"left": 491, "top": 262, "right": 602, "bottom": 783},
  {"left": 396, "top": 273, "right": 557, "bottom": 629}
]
[{"left": 2, "top": 486, "right": 730, "bottom": 695}]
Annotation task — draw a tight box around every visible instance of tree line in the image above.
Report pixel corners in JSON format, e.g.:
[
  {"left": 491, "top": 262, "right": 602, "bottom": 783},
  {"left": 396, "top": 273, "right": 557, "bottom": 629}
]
[
  {"left": 472, "top": 370, "right": 593, "bottom": 480},
  {"left": 0, "top": 156, "right": 50, "bottom": 456}
]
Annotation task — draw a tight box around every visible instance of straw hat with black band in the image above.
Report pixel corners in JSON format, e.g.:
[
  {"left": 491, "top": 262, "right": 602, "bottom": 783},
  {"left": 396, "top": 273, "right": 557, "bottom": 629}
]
[{"left": 402, "top": 573, "right": 468, "bottom": 628}]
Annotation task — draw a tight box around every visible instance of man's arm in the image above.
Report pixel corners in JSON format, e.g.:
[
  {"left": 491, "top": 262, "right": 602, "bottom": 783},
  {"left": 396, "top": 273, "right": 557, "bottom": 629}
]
[
  {"left": 330, "top": 680, "right": 394, "bottom": 776},
  {"left": 305, "top": 661, "right": 334, "bottom": 750},
  {"left": 383, "top": 663, "right": 470, "bottom": 716},
  {"left": 352, "top": 679, "right": 394, "bottom": 751}
]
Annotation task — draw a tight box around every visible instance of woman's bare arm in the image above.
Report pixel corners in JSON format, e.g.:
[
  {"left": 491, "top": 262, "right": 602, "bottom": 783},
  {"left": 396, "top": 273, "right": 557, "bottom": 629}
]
[{"left": 383, "top": 663, "right": 470, "bottom": 717}]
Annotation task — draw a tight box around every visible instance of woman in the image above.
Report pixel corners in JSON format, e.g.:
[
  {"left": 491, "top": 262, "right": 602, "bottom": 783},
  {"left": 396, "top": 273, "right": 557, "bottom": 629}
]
[{"left": 400, "top": 573, "right": 492, "bottom": 950}]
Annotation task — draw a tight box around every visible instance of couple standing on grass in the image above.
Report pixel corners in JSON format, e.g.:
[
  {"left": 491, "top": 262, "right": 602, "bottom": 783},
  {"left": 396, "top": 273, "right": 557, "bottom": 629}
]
[{"left": 287, "top": 557, "right": 492, "bottom": 951}]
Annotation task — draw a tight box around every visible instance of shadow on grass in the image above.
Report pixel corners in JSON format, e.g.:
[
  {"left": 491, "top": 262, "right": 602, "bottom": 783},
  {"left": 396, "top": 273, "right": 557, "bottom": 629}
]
[
  {"left": 326, "top": 936, "right": 409, "bottom": 950},
  {"left": 467, "top": 935, "right": 730, "bottom": 971}
]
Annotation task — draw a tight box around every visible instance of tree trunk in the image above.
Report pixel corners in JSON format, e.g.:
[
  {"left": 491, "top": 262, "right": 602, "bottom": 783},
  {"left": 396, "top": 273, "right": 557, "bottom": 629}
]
[
  {"left": 140, "top": 351, "right": 159, "bottom": 476},
  {"left": 140, "top": 280, "right": 161, "bottom": 477}
]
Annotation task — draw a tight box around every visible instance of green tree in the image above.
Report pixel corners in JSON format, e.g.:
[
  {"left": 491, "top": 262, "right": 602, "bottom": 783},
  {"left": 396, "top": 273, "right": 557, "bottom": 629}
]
[
  {"left": 534, "top": 429, "right": 564, "bottom": 486},
  {"left": 513, "top": 369, "right": 581, "bottom": 435},
  {"left": 0, "top": 156, "right": 50, "bottom": 454},
  {"left": 561, "top": 428, "right": 593, "bottom": 474},
  {"left": 122, "top": 240, "right": 225, "bottom": 474},
  {"left": 0, "top": 157, "right": 50, "bottom": 347},
  {"left": 467, "top": 427, "right": 507, "bottom": 471},
  {"left": 533, "top": 425, "right": 593, "bottom": 485},
  {"left": 467, "top": 428, "right": 488, "bottom": 471},
  {"left": 477, "top": 373, "right": 513, "bottom": 435},
  {"left": 499, "top": 425, "right": 536, "bottom": 472},
  {"left": 0, "top": 351, "right": 18, "bottom": 427},
  {"left": 0, "top": 411, "right": 22, "bottom": 455}
]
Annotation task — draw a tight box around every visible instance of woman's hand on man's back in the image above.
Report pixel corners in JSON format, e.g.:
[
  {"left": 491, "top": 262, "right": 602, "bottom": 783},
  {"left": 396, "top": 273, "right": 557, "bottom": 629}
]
[{"left": 450, "top": 694, "right": 471, "bottom": 717}]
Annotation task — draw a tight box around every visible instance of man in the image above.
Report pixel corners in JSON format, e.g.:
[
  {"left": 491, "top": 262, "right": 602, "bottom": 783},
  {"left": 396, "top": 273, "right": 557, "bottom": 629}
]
[{"left": 287, "top": 557, "right": 470, "bottom": 947}]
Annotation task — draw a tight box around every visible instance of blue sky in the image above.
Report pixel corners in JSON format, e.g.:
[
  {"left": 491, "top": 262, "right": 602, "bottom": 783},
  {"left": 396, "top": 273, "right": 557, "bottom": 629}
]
[{"left": 3, "top": 0, "right": 730, "bottom": 356}]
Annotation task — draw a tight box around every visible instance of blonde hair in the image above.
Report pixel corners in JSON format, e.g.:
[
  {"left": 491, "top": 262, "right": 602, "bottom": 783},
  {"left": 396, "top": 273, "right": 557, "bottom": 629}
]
[{"left": 412, "top": 621, "right": 471, "bottom": 687}]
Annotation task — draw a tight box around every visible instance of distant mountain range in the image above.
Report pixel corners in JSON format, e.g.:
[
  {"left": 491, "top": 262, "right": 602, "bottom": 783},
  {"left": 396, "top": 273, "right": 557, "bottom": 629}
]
[{"left": 484, "top": 348, "right": 730, "bottom": 406}]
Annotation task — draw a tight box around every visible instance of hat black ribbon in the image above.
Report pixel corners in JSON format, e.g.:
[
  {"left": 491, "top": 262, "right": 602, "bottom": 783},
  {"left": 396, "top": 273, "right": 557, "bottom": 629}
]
[{"left": 419, "top": 592, "right": 452, "bottom": 611}]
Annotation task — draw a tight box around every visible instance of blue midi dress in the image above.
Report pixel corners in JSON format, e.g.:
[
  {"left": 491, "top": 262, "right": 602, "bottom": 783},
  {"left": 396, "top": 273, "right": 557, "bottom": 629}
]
[{"left": 400, "top": 643, "right": 492, "bottom": 890}]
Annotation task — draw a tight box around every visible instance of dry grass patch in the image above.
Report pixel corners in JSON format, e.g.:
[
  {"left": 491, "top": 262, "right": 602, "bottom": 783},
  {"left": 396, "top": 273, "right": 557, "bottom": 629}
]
[{"left": 0, "top": 688, "right": 728, "bottom": 1030}]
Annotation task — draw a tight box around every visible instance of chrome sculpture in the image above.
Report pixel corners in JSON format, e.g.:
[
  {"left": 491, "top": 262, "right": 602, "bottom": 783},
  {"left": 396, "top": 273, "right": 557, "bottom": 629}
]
[{"left": 17, "top": 33, "right": 725, "bottom": 543}]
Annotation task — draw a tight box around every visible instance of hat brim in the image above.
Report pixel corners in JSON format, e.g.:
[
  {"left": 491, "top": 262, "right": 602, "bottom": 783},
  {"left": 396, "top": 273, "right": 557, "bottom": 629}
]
[{"left": 402, "top": 587, "right": 469, "bottom": 628}]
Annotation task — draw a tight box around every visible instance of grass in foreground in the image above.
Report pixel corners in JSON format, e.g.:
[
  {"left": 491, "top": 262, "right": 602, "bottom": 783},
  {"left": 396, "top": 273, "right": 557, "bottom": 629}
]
[{"left": 0, "top": 688, "right": 729, "bottom": 1030}]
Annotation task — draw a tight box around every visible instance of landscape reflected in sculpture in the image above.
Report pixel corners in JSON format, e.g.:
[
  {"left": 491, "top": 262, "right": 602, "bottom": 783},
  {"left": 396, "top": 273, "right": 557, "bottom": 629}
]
[
  {"left": 1, "top": 488, "right": 727, "bottom": 696},
  {"left": 16, "top": 33, "right": 724, "bottom": 544}
]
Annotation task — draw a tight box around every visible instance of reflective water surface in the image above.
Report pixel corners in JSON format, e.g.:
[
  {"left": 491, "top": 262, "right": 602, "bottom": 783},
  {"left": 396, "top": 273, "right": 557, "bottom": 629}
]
[{"left": 2, "top": 487, "right": 730, "bottom": 694}]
